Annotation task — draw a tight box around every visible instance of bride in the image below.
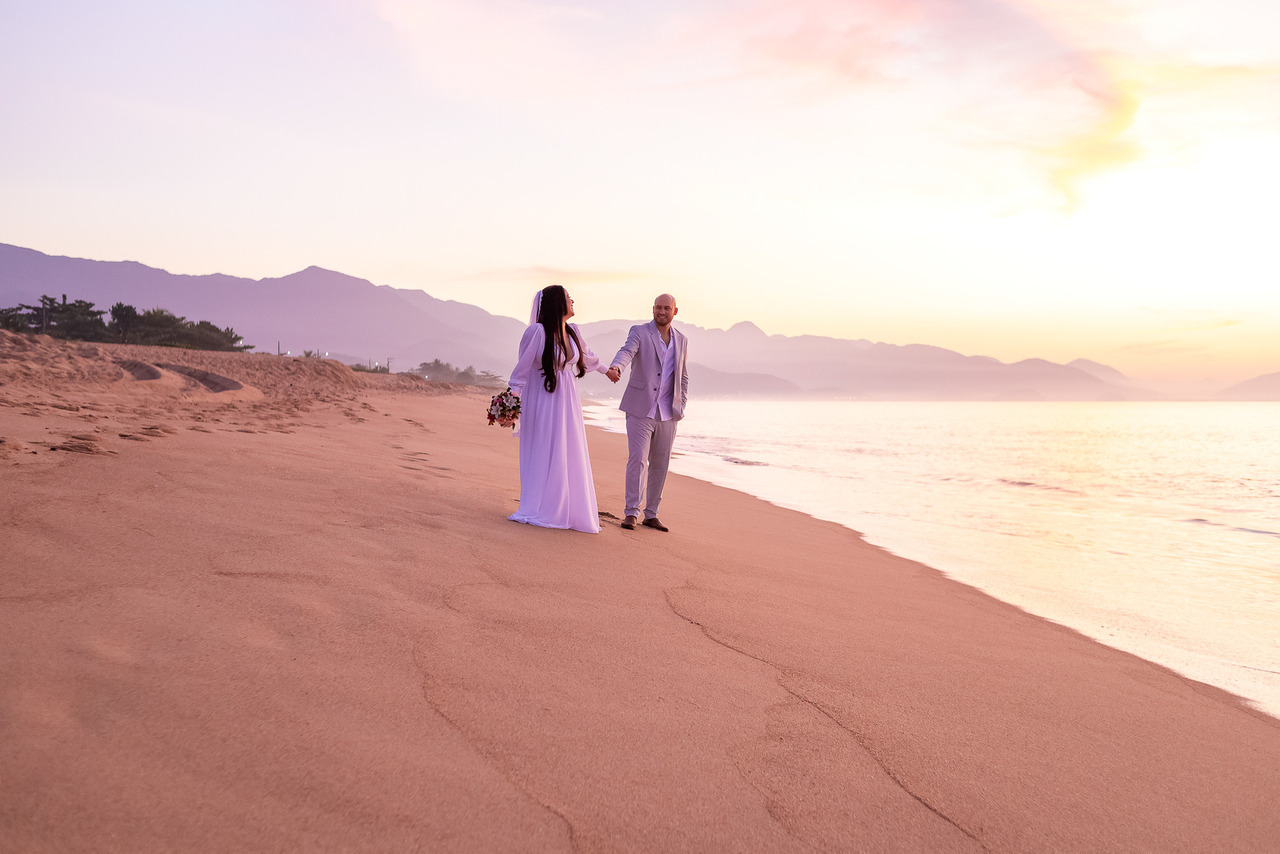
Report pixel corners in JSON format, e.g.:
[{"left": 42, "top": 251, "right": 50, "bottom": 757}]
[{"left": 507, "top": 285, "right": 613, "bottom": 533}]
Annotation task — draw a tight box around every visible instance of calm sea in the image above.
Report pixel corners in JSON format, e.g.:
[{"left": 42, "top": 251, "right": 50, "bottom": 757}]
[{"left": 585, "top": 400, "right": 1280, "bottom": 719}]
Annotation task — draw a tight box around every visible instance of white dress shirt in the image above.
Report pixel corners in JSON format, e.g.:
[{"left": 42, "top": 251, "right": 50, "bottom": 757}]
[{"left": 649, "top": 331, "right": 677, "bottom": 420}]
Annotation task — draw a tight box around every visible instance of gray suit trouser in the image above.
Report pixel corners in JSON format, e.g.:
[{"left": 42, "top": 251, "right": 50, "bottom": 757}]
[{"left": 624, "top": 413, "right": 678, "bottom": 520}]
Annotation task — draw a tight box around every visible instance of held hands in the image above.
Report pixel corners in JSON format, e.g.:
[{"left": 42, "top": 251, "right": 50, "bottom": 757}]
[{"left": 606, "top": 366, "right": 621, "bottom": 384}]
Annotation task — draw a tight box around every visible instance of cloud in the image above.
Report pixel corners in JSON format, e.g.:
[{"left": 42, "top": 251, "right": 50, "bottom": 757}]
[
  {"left": 1117, "top": 338, "right": 1207, "bottom": 357},
  {"left": 1015, "top": 0, "right": 1280, "bottom": 199},
  {"left": 1039, "top": 67, "right": 1141, "bottom": 206},
  {"left": 456, "top": 266, "right": 648, "bottom": 286},
  {"left": 1153, "top": 314, "right": 1245, "bottom": 334},
  {"left": 1109, "top": 313, "right": 1246, "bottom": 361},
  {"left": 719, "top": 0, "right": 1070, "bottom": 85},
  {"left": 1121, "top": 56, "right": 1280, "bottom": 136},
  {"left": 686, "top": 1, "right": 1146, "bottom": 201},
  {"left": 359, "top": 0, "right": 1280, "bottom": 209},
  {"left": 363, "top": 0, "right": 631, "bottom": 103},
  {"left": 726, "top": 0, "right": 930, "bottom": 85},
  {"left": 1037, "top": 51, "right": 1280, "bottom": 204}
]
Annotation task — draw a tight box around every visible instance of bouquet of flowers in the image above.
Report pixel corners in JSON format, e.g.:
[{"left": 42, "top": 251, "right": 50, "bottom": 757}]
[{"left": 487, "top": 387, "right": 521, "bottom": 428}]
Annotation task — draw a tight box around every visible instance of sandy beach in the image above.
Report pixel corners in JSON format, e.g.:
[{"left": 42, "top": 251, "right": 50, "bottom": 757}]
[{"left": 3, "top": 330, "right": 1279, "bottom": 852}]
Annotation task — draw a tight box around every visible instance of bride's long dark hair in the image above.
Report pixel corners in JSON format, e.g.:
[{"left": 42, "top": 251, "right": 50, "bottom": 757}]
[{"left": 537, "top": 285, "right": 585, "bottom": 394}]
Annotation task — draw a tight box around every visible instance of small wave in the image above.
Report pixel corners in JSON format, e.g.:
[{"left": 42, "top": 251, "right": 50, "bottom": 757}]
[
  {"left": 1183, "top": 519, "right": 1280, "bottom": 539},
  {"left": 1235, "top": 662, "right": 1280, "bottom": 676},
  {"left": 1231, "top": 526, "right": 1280, "bottom": 539},
  {"left": 722, "top": 456, "right": 768, "bottom": 467}
]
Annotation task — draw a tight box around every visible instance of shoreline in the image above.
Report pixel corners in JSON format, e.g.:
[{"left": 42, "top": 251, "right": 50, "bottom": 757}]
[
  {"left": 582, "top": 402, "right": 1280, "bottom": 722},
  {"left": 3, "top": 334, "right": 1279, "bottom": 851}
]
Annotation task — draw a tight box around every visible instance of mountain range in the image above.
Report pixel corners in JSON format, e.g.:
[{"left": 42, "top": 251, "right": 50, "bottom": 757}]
[{"left": 3, "top": 243, "right": 1275, "bottom": 400}]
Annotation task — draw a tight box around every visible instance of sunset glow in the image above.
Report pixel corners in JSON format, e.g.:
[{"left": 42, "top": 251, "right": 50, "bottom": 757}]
[{"left": 3, "top": 0, "right": 1278, "bottom": 387}]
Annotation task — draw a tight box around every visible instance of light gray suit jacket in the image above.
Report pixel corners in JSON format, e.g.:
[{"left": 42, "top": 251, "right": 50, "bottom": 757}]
[{"left": 611, "top": 321, "right": 689, "bottom": 421}]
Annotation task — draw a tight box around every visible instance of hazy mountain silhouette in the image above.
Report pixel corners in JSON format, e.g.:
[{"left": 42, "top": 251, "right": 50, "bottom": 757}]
[
  {"left": 577, "top": 320, "right": 1151, "bottom": 401},
  {"left": 1216, "top": 371, "right": 1280, "bottom": 401},
  {"left": 2, "top": 242, "right": 1163, "bottom": 400},
  {"left": 0, "top": 244, "right": 523, "bottom": 372},
  {"left": 577, "top": 355, "right": 805, "bottom": 400}
]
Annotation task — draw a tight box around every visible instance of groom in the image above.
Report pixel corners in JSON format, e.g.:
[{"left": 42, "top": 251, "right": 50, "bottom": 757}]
[{"left": 605, "top": 294, "right": 689, "bottom": 532}]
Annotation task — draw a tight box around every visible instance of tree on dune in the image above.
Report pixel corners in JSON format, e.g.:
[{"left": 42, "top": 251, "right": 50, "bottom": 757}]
[
  {"left": 0, "top": 295, "right": 108, "bottom": 341},
  {"left": 412, "top": 359, "right": 502, "bottom": 386},
  {"left": 110, "top": 302, "right": 139, "bottom": 344},
  {"left": 0, "top": 295, "right": 252, "bottom": 352}
]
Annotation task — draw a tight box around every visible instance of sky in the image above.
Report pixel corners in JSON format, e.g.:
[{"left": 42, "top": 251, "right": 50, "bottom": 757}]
[{"left": 3, "top": 0, "right": 1279, "bottom": 388}]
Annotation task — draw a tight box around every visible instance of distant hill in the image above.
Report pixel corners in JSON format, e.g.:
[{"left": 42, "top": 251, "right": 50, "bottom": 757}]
[
  {"left": 1069, "top": 358, "right": 1130, "bottom": 385},
  {"left": 1216, "top": 371, "right": 1280, "bottom": 401},
  {"left": 578, "top": 321, "right": 1151, "bottom": 401},
  {"left": 0, "top": 244, "right": 524, "bottom": 374},
  {"left": 578, "top": 359, "right": 804, "bottom": 400},
  {"left": 2, "top": 242, "right": 1160, "bottom": 400}
]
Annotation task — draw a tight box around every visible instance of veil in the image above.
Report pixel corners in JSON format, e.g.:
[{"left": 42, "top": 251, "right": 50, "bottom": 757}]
[
  {"left": 513, "top": 288, "right": 549, "bottom": 438},
  {"left": 529, "top": 289, "right": 543, "bottom": 326}
]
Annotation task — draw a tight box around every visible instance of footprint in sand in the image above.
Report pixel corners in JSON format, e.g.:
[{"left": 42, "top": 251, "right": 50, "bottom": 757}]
[
  {"left": 399, "top": 449, "right": 431, "bottom": 471},
  {"left": 49, "top": 433, "right": 113, "bottom": 455},
  {"left": 117, "top": 425, "right": 176, "bottom": 442}
]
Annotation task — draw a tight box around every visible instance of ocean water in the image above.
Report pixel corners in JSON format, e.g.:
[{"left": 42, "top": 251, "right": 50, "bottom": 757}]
[{"left": 585, "top": 400, "right": 1280, "bottom": 718}]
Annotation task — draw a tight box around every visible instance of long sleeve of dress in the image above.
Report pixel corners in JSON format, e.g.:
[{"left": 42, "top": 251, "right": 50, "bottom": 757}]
[
  {"left": 570, "top": 324, "right": 610, "bottom": 375},
  {"left": 508, "top": 324, "right": 545, "bottom": 398}
]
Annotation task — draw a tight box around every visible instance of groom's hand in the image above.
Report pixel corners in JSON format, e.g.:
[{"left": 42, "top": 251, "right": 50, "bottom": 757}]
[{"left": 606, "top": 366, "right": 621, "bottom": 383}]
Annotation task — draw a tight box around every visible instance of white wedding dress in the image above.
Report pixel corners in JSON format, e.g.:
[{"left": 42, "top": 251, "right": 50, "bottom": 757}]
[{"left": 508, "top": 323, "right": 609, "bottom": 533}]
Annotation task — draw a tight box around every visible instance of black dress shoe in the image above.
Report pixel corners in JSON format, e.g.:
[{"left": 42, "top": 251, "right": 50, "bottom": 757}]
[
  {"left": 641, "top": 517, "right": 669, "bottom": 532},
  {"left": 621, "top": 515, "right": 637, "bottom": 530}
]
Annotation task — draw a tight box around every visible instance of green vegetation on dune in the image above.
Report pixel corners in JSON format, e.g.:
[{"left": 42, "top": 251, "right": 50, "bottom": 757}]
[{"left": 0, "top": 295, "right": 251, "bottom": 352}]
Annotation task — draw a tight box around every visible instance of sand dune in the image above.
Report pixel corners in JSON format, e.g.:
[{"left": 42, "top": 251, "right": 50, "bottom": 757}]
[{"left": 2, "top": 331, "right": 1278, "bottom": 851}]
